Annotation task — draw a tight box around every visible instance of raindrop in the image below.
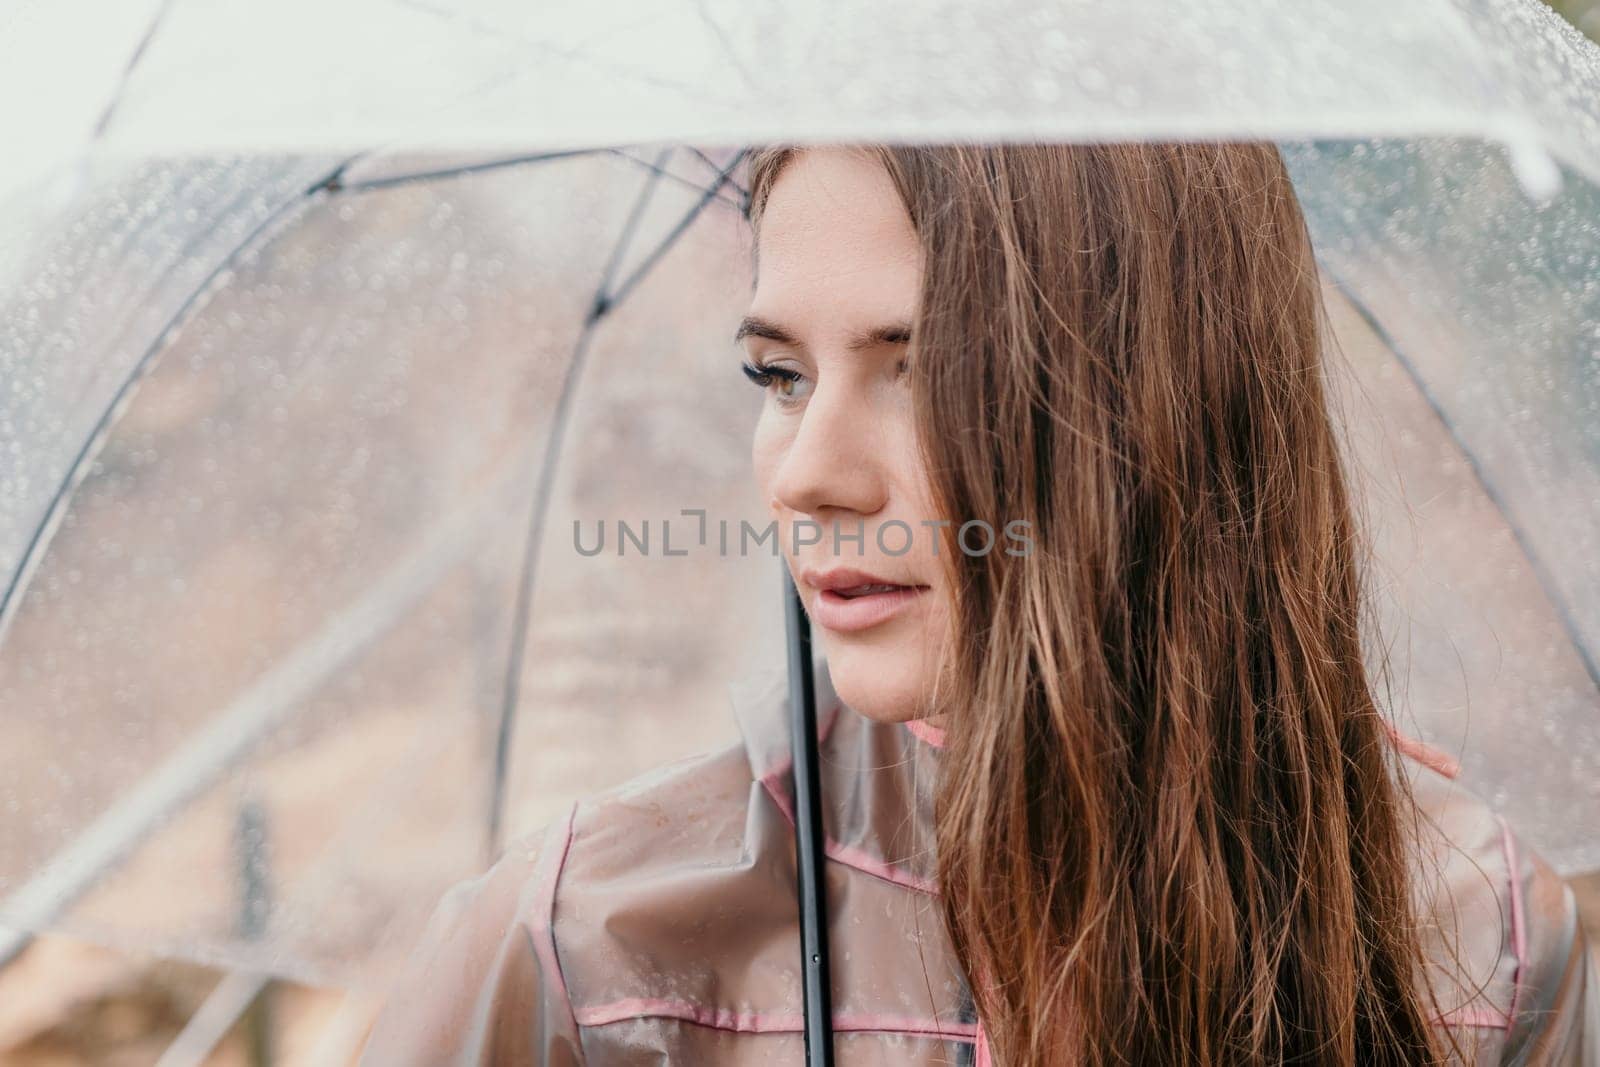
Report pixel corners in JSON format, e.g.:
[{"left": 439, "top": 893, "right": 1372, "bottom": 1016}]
[{"left": 1506, "top": 134, "right": 1563, "bottom": 204}]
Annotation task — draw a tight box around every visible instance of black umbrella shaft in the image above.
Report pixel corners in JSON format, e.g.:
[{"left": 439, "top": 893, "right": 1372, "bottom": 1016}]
[{"left": 784, "top": 570, "right": 835, "bottom": 1067}]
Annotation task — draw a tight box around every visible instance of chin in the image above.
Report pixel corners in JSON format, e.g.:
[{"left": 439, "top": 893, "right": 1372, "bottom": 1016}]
[{"left": 818, "top": 639, "right": 929, "bottom": 723}]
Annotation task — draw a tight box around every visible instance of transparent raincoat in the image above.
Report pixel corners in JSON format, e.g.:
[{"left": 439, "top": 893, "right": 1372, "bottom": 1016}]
[{"left": 357, "top": 658, "right": 1597, "bottom": 1064}]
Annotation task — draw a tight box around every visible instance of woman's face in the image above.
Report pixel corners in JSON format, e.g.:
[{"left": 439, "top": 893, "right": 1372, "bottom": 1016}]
[{"left": 741, "top": 148, "right": 950, "bottom": 723}]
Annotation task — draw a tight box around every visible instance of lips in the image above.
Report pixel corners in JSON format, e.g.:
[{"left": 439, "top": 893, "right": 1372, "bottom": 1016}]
[
  {"left": 833, "top": 583, "right": 904, "bottom": 597},
  {"left": 802, "top": 566, "right": 919, "bottom": 593},
  {"left": 800, "top": 566, "right": 930, "bottom": 633}
]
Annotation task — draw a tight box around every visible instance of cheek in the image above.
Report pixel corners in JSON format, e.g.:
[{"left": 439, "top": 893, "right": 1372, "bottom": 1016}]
[
  {"left": 885, "top": 410, "right": 937, "bottom": 521},
  {"left": 750, "top": 412, "right": 787, "bottom": 507}
]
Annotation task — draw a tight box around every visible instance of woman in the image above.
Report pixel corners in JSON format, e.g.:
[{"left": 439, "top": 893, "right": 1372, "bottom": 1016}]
[{"left": 358, "top": 143, "right": 1598, "bottom": 1064}]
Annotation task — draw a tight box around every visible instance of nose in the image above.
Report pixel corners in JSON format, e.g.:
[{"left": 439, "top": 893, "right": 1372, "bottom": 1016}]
[{"left": 769, "top": 380, "right": 888, "bottom": 522}]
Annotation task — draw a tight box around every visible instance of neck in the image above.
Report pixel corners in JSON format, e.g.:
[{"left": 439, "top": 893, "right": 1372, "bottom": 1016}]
[{"left": 904, "top": 716, "right": 946, "bottom": 748}]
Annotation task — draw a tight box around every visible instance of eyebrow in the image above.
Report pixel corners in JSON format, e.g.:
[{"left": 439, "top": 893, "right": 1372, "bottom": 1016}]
[{"left": 733, "top": 315, "right": 912, "bottom": 352}]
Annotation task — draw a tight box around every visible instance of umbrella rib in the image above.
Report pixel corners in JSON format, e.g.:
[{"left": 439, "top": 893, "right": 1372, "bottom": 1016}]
[
  {"left": 685, "top": 146, "right": 750, "bottom": 200},
  {"left": 326, "top": 148, "right": 610, "bottom": 195},
  {"left": 689, "top": 0, "right": 759, "bottom": 93},
  {"left": 1325, "top": 267, "right": 1600, "bottom": 700},
  {"left": 482, "top": 325, "right": 596, "bottom": 862},
  {"left": 481, "top": 153, "right": 674, "bottom": 860},
  {"left": 601, "top": 151, "right": 748, "bottom": 315},
  {"left": 483, "top": 147, "right": 676, "bottom": 859},
  {"left": 484, "top": 149, "right": 746, "bottom": 859},
  {"left": 610, "top": 147, "right": 747, "bottom": 210},
  {"left": 593, "top": 146, "right": 678, "bottom": 312},
  {"left": 0, "top": 143, "right": 733, "bottom": 645},
  {"left": 90, "top": 0, "right": 179, "bottom": 143},
  {"left": 0, "top": 157, "right": 363, "bottom": 646}
]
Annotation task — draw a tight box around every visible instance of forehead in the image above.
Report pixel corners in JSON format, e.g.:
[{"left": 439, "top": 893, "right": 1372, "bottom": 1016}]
[{"left": 749, "top": 149, "right": 921, "bottom": 326}]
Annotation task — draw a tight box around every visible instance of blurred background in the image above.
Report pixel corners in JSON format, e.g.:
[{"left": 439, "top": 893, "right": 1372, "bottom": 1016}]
[
  {"left": 1, "top": 3, "right": 1598, "bottom": 1064},
  {"left": 1553, "top": 0, "right": 1600, "bottom": 36},
  {"left": 0, "top": 147, "right": 781, "bottom": 1065}
]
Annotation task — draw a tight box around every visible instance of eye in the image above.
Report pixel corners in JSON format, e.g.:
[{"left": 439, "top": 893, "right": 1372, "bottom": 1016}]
[{"left": 740, "top": 359, "right": 813, "bottom": 406}]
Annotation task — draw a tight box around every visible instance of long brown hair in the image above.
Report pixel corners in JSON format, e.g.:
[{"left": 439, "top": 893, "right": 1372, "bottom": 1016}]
[{"left": 745, "top": 143, "right": 1457, "bottom": 1065}]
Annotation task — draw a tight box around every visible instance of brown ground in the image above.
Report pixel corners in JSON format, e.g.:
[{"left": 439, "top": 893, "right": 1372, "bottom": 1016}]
[{"left": 0, "top": 934, "right": 370, "bottom": 1066}]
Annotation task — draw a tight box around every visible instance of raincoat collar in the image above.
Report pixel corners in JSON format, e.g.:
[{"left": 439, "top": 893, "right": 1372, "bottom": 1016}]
[{"left": 728, "top": 654, "right": 945, "bottom": 895}]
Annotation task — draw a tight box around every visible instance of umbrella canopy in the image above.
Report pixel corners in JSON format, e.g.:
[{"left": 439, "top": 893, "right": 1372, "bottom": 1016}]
[
  {"left": 4, "top": 0, "right": 1599, "bottom": 175},
  {"left": 0, "top": 0, "right": 1597, "bottom": 997},
  {"left": 0, "top": 145, "right": 778, "bottom": 988}
]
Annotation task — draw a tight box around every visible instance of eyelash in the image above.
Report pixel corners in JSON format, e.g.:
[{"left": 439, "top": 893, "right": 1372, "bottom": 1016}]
[
  {"left": 739, "top": 357, "right": 911, "bottom": 403},
  {"left": 740, "top": 359, "right": 804, "bottom": 389},
  {"left": 740, "top": 359, "right": 811, "bottom": 407}
]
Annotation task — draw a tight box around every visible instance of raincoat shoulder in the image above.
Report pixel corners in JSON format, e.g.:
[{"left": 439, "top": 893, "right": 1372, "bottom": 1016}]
[
  {"left": 357, "top": 736, "right": 762, "bottom": 1065},
  {"left": 360, "top": 806, "right": 585, "bottom": 1062},
  {"left": 354, "top": 807, "right": 587, "bottom": 1066},
  {"left": 358, "top": 662, "right": 977, "bottom": 1064},
  {"left": 1403, "top": 749, "right": 1599, "bottom": 1064}
]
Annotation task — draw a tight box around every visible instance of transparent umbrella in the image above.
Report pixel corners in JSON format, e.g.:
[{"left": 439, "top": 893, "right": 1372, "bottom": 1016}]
[
  {"left": 0, "top": 0, "right": 1597, "bottom": 1052},
  {"left": 0, "top": 144, "right": 775, "bottom": 993}
]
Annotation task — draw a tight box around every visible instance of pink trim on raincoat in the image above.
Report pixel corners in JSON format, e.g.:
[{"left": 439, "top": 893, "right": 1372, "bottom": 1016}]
[{"left": 359, "top": 660, "right": 1597, "bottom": 1064}]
